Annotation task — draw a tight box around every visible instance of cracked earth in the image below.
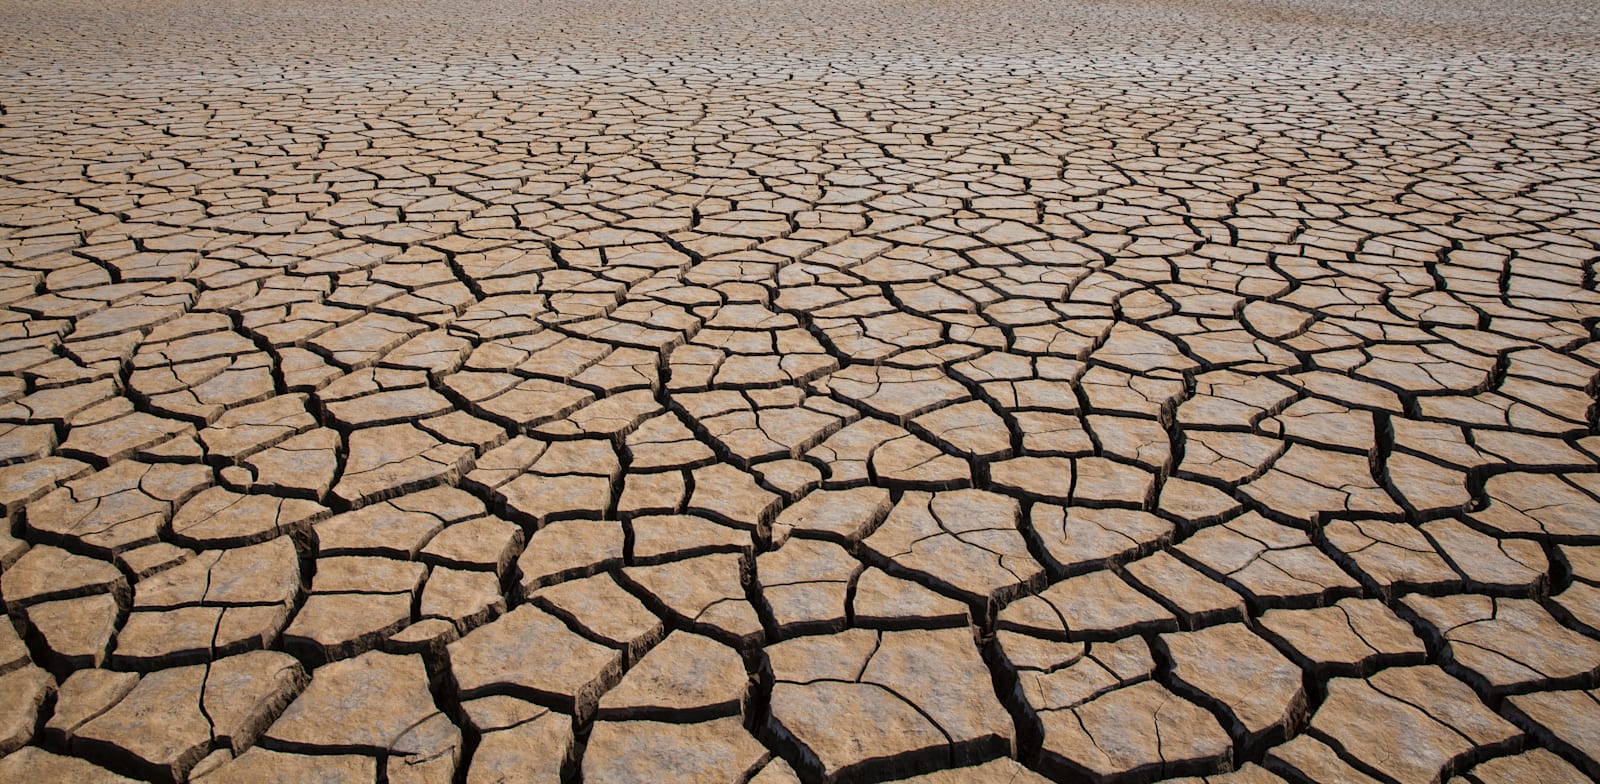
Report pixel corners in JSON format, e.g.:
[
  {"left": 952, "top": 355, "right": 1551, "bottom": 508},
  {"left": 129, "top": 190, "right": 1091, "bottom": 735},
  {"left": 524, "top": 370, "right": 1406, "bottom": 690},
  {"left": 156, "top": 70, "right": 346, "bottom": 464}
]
[{"left": 1, "top": 0, "right": 1600, "bottom": 782}]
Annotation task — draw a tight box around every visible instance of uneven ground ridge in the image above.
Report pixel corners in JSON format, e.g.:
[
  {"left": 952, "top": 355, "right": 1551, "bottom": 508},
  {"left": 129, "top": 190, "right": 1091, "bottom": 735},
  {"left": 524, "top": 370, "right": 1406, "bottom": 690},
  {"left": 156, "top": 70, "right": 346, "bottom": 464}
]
[{"left": 2, "top": 0, "right": 1600, "bottom": 781}]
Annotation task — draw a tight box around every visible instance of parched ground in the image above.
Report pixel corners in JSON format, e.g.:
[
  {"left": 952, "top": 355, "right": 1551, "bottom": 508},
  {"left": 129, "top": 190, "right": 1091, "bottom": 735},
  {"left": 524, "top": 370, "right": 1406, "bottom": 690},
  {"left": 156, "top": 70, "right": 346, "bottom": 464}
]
[{"left": 1, "top": 0, "right": 1599, "bottom": 781}]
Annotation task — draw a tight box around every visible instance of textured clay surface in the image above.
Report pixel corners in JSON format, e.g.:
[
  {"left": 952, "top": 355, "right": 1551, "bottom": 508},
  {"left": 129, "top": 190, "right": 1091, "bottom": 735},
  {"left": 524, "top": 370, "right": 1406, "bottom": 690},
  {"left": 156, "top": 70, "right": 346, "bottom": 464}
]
[{"left": 1, "top": 0, "right": 1600, "bottom": 781}]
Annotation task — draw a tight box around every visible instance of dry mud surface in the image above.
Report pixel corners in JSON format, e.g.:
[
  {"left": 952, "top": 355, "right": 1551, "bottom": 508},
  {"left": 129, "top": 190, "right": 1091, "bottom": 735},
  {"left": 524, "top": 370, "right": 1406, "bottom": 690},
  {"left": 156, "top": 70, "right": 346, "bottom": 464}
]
[{"left": 2, "top": 0, "right": 1600, "bottom": 782}]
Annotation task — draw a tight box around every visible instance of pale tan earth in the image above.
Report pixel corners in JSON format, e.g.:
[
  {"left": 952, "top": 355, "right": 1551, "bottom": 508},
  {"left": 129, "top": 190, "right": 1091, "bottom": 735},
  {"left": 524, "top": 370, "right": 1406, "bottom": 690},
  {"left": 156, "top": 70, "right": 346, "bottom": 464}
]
[{"left": 1, "top": 0, "right": 1599, "bottom": 781}]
